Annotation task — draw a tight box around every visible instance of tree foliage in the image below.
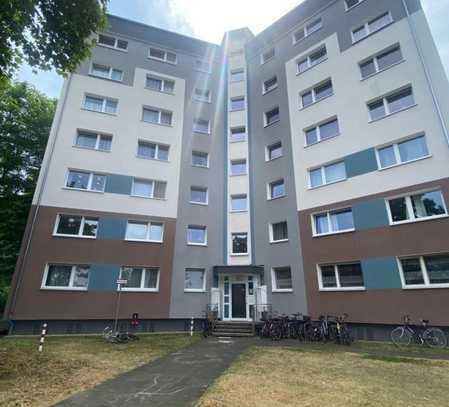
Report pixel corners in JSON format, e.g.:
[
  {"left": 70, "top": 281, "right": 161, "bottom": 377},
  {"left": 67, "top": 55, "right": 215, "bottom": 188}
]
[
  {"left": 0, "top": 80, "right": 56, "bottom": 312},
  {"left": 0, "top": 0, "right": 108, "bottom": 78}
]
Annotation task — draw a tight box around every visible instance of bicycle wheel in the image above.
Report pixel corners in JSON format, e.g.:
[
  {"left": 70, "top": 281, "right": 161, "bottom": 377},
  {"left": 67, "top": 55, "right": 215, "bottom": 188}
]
[
  {"left": 423, "top": 328, "right": 447, "bottom": 348},
  {"left": 391, "top": 327, "right": 412, "bottom": 347}
]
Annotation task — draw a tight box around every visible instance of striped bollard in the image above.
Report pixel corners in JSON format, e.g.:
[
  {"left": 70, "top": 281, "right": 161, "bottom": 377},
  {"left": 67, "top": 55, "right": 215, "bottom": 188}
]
[
  {"left": 38, "top": 323, "right": 47, "bottom": 352},
  {"left": 190, "top": 317, "right": 194, "bottom": 337}
]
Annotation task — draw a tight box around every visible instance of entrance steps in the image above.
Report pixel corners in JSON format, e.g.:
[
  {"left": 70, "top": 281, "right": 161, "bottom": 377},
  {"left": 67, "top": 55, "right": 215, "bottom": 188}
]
[{"left": 212, "top": 321, "right": 255, "bottom": 337}]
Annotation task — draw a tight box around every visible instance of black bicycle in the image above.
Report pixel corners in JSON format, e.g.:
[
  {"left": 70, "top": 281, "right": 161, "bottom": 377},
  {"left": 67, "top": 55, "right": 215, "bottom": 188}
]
[
  {"left": 202, "top": 310, "right": 217, "bottom": 338},
  {"left": 391, "top": 315, "right": 447, "bottom": 348},
  {"left": 334, "top": 313, "right": 353, "bottom": 346}
]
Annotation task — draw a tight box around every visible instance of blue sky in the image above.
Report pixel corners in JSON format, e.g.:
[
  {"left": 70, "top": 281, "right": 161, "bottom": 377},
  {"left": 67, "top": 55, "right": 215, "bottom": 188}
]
[{"left": 16, "top": 0, "right": 449, "bottom": 98}]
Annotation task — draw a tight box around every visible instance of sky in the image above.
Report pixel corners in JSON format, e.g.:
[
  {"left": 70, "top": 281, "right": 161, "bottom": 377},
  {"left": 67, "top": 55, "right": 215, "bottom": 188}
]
[{"left": 16, "top": 0, "right": 449, "bottom": 98}]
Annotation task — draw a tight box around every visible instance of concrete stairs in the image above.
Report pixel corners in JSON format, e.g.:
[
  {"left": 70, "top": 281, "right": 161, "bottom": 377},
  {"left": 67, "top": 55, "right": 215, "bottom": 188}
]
[{"left": 212, "top": 321, "right": 255, "bottom": 337}]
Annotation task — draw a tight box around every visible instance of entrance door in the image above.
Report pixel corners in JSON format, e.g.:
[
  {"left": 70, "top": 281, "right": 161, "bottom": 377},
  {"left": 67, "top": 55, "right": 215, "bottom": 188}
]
[{"left": 232, "top": 283, "right": 246, "bottom": 318}]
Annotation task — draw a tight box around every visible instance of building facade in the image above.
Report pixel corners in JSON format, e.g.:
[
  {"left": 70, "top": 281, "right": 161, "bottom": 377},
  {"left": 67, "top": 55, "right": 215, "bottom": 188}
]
[{"left": 5, "top": 0, "right": 449, "bottom": 336}]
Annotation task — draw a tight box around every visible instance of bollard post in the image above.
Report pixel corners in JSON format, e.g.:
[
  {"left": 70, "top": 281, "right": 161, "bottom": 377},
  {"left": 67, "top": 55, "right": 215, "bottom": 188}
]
[
  {"left": 190, "top": 317, "right": 194, "bottom": 337},
  {"left": 38, "top": 323, "right": 47, "bottom": 352}
]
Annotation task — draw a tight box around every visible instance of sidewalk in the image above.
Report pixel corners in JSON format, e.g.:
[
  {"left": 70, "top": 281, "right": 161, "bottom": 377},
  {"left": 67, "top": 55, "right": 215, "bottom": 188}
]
[{"left": 55, "top": 336, "right": 255, "bottom": 407}]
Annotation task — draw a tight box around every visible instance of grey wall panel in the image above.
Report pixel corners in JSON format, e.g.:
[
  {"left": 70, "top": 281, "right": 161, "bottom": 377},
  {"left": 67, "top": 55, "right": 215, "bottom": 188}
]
[
  {"left": 352, "top": 198, "right": 390, "bottom": 230},
  {"left": 89, "top": 263, "right": 121, "bottom": 291},
  {"left": 361, "top": 256, "right": 402, "bottom": 289},
  {"left": 345, "top": 148, "right": 378, "bottom": 178},
  {"left": 97, "top": 216, "right": 128, "bottom": 240},
  {"left": 105, "top": 174, "right": 133, "bottom": 195}
]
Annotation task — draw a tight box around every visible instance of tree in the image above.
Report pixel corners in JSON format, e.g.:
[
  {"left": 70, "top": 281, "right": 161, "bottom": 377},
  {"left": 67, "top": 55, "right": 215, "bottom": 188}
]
[
  {"left": 0, "top": 0, "right": 108, "bottom": 79},
  {"left": 0, "top": 80, "right": 56, "bottom": 313}
]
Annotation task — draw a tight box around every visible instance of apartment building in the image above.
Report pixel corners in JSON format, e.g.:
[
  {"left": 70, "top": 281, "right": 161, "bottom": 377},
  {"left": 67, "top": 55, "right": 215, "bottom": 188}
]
[{"left": 5, "top": 0, "right": 449, "bottom": 337}]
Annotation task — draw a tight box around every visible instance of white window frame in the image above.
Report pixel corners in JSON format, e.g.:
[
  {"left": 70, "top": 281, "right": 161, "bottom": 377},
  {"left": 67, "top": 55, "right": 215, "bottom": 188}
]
[
  {"left": 317, "top": 263, "right": 365, "bottom": 291},
  {"left": 191, "top": 151, "right": 209, "bottom": 168},
  {"left": 264, "top": 106, "right": 280, "bottom": 127},
  {"left": 190, "top": 186, "right": 209, "bottom": 205},
  {"left": 148, "top": 47, "right": 177, "bottom": 64},
  {"left": 53, "top": 214, "right": 98, "bottom": 239},
  {"left": 145, "top": 75, "right": 175, "bottom": 94},
  {"left": 345, "top": 0, "right": 367, "bottom": 11},
  {"left": 375, "top": 134, "right": 430, "bottom": 170},
  {"left": 311, "top": 208, "right": 355, "bottom": 237},
  {"left": 299, "top": 79, "right": 333, "bottom": 109},
  {"left": 367, "top": 86, "right": 416, "bottom": 122},
  {"left": 131, "top": 178, "right": 166, "bottom": 200},
  {"left": 267, "top": 179, "right": 286, "bottom": 200},
  {"left": 41, "top": 264, "right": 90, "bottom": 291},
  {"left": 83, "top": 95, "right": 118, "bottom": 115},
  {"left": 397, "top": 255, "right": 449, "bottom": 290},
  {"left": 65, "top": 170, "right": 106, "bottom": 193},
  {"left": 308, "top": 161, "right": 347, "bottom": 189},
  {"left": 260, "top": 48, "right": 275, "bottom": 65},
  {"left": 304, "top": 117, "right": 340, "bottom": 147},
  {"left": 74, "top": 130, "right": 112, "bottom": 152},
  {"left": 90, "top": 63, "right": 123, "bottom": 81},
  {"left": 230, "top": 194, "right": 248, "bottom": 213},
  {"left": 230, "top": 159, "right": 247, "bottom": 176},
  {"left": 230, "top": 96, "right": 245, "bottom": 111},
  {"left": 229, "top": 126, "right": 247, "bottom": 143},
  {"left": 269, "top": 221, "right": 289, "bottom": 244},
  {"left": 385, "top": 189, "right": 448, "bottom": 226},
  {"left": 195, "top": 59, "right": 212, "bottom": 74},
  {"left": 266, "top": 141, "right": 283, "bottom": 162},
  {"left": 293, "top": 17, "right": 323, "bottom": 44},
  {"left": 97, "top": 34, "right": 128, "bottom": 51},
  {"left": 187, "top": 225, "right": 208, "bottom": 246},
  {"left": 193, "top": 118, "right": 211, "bottom": 134},
  {"left": 119, "top": 267, "right": 160, "bottom": 292},
  {"left": 359, "top": 44, "right": 403, "bottom": 80},
  {"left": 231, "top": 232, "right": 248, "bottom": 256},
  {"left": 193, "top": 88, "right": 211, "bottom": 103},
  {"left": 296, "top": 45, "right": 327, "bottom": 75},
  {"left": 142, "top": 106, "right": 173, "bottom": 126},
  {"left": 262, "top": 76, "right": 278, "bottom": 95},
  {"left": 137, "top": 140, "right": 169, "bottom": 162},
  {"left": 271, "top": 266, "right": 293, "bottom": 292},
  {"left": 125, "top": 221, "right": 164, "bottom": 243},
  {"left": 184, "top": 268, "right": 206, "bottom": 292},
  {"left": 230, "top": 68, "right": 245, "bottom": 82},
  {"left": 351, "top": 11, "right": 393, "bottom": 44}
]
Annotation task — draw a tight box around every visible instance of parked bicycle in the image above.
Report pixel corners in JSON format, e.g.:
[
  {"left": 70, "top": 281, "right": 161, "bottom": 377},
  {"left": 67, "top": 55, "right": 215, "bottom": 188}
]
[
  {"left": 202, "top": 309, "right": 218, "bottom": 338},
  {"left": 102, "top": 326, "right": 139, "bottom": 343},
  {"left": 334, "top": 313, "right": 353, "bottom": 346},
  {"left": 391, "top": 315, "right": 447, "bottom": 348}
]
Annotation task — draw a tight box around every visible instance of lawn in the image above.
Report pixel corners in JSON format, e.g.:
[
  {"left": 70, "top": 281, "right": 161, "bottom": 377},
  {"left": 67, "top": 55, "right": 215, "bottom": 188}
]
[
  {"left": 197, "top": 343, "right": 449, "bottom": 407},
  {"left": 0, "top": 333, "right": 198, "bottom": 407}
]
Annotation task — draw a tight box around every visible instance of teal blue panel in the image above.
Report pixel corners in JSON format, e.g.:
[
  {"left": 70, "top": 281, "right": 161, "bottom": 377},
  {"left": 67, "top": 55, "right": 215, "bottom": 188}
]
[
  {"left": 97, "top": 217, "right": 127, "bottom": 240},
  {"left": 361, "top": 257, "right": 402, "bottom": 289},
  {"left": 345, "top": 148, "right": 378, "bottom": 178},
  {"left": 353, "top": 199, "right": 389, "bottom": 230},
  {"left": 89, "top": 264, "right": 120, "bottom": 291},
  {"left": 105, "top": 174, "right": 132, "bottom": 195}
]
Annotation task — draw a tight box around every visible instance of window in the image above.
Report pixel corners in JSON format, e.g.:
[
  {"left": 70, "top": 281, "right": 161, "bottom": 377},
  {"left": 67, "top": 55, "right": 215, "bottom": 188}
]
[
  {"left": 267, "top": 142, "right": 282, "bottom": 161},
  {"left": 263, "top": 76, "right": 278, "bottom": 94},
  {"left": 90, "top": 63, "right": 123, "bottom": 81},
  {"left": 193, "top": 118, "right": 210, "bottom": 134},
  {"left": 193, "top": 88, "right": 211, "bottom": 102},
  {"left": 359, "top": 45, "right": 403, "bottom": 79},
  {"left": 125, "top": 221, "right": 163, "bottom": 242},
  {"left": 264, "top": 106, "right": 280, "bottom": 127},
  {"left": 137, "top": 141, "right": 169, "bottom": 161},
  {"left": 146, "top": 75, "right": 175, "bottom": 93},
  {"left": 297, "top": 46, "right": 327, "bottom": 74},
  {"left": 230, "top": 127, "right": 246, "bottom": 142},
  {"left": 270, "top": 221, "right": 288, "bottom": 243},
  {"left": 376, "top": 135, "right": 429, "bottom": 169},
  {"left": 97, "top": 34, "right": 128, "bottom": 51},
  {"left": 184, "top": 268, "right": 206, "bottom": 291},
  {"left": 345, "top": 0, "right": 366, "bottom": 10},
  {"left": 131, "top": 179, "right": 167, "bottom": 199},
  {"left": 192, "top": 151, "right": 209, "bottom": 168},
  {"left": 305, "top": 117, "right": 339, "bottom": 146},
  {"left": 187, "top": 225, "right": 207, "bottom": 245},
  {"left": 386, "top": 190, "right": 447, "bottom": 225},
  {"left": 120, "top": 267, "right": 159, "bottom": 291},
  {"left": 232, "top": 233, "right": 248, "bottom": 254},
  {"left": 309, "top": 161, "right": 346, "bottom": 188},
  {"left": 66, "top": 170, "right": 106, "bottom": 192},
  {"left": 195, "top": 59, "right": 212, "bottom": 73},
  {"left": 352, "top": 12, "right": 393, "bottom": 43},
  {"left": 230, "top": 68, "right": 244, "bottom": 82},
  {"left": 142, "top": 107, "right": 173, "bottom": 126},
  {"left": 230, "top": 97, "right": 245, "bottom": 111},
  {"left": 300, "top": 79, "right": 333, "bottom": 108},
  {"left": 268, "top": 179, "right": 285, "bottom": 199},
  {"left": 83, "top": 95, "right": 117, "bottom": 114},
  {"left": 231, "top": 194, "right": 247, "bottom": 212},
  {"left": 399, "top": 255, "right": 449, "bottom": 288},
  {"left": 261, "top": 48, "right": 275, "bottom": 64},
  {"left": 293, "top": 18, "right": 323, "bottom": 43},
  {"left": 272, "top": 267, "right": 293, "bottom": 291},
  {"left": 313, "top": 209, "right": 354, "bottom": 236},
  {"left": 190, "top": 186, "right": 208, "bottom": 205},
  {"left": 54, "top": 214, "right": 98, "bottom": 238},
  {"left": 368, "top": 87, "right": 415, "bottom": 121},
  {"left": 318, "top": 263, "right": 364, "bottom": 290},
  {"left": 230, "top": 159, "right": 247, "bottom": 176},
  {"left": 42, "top": 264, "right": 90, "bottom": 290},
  {"left": 148, "top": 47, "right": 177, "bottom": 64},
  {"left": 75, "top": 130, "right": 112, "bottom": 152}
]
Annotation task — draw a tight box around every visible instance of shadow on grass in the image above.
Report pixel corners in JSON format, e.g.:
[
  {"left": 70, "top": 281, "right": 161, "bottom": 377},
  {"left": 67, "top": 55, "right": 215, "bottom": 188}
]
[{"left": 361, "top": 353, "right": 431, "bottom": 365}]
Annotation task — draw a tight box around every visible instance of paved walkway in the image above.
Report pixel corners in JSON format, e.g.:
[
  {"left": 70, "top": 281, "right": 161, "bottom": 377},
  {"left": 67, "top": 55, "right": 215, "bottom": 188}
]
[{"left": 55, "top": 336, "right": 255, "bottom": 407}]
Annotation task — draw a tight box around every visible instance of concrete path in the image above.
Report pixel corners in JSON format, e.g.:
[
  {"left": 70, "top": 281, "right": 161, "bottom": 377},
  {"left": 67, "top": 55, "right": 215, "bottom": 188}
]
[{"left": 55, "top": 336, "right": 255, "bottom": 407}]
